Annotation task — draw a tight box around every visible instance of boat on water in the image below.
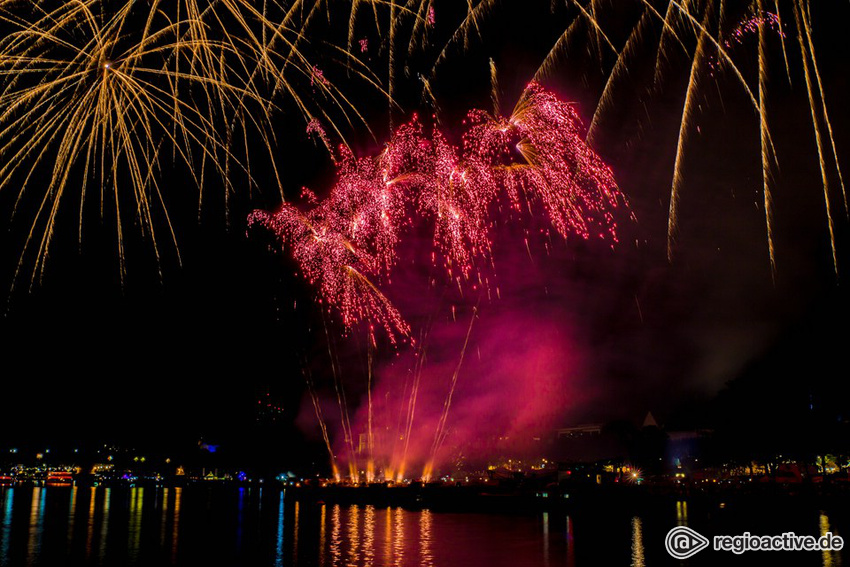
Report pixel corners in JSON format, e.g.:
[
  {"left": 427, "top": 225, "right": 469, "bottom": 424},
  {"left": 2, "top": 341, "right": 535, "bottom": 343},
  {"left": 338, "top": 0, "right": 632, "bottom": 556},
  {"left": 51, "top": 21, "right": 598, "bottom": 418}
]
[{"left": 45, "top": 471, "right": 74, "bottom": 487}]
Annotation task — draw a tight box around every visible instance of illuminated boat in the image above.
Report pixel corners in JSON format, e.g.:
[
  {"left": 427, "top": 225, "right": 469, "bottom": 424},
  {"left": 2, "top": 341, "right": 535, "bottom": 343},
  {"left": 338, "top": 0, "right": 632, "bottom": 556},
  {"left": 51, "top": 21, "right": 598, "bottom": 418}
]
[{"left": 46, "top": 471, "right": 74, "bottom": 487}]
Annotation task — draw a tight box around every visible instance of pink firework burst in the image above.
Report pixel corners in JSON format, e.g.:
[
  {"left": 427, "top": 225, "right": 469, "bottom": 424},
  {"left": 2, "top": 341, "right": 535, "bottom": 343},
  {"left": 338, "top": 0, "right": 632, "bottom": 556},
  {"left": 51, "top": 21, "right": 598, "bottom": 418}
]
[{"left": 249, "top": 83, "right": 627, "bottom": 343}]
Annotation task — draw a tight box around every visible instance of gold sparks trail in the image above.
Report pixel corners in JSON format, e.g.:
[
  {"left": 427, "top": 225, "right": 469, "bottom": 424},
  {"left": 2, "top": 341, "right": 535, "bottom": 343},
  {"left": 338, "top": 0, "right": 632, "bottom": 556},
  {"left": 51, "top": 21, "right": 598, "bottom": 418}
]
[
  {"left": 0, "top": 0, "right": 379, "bottom": 286},
  {"left": 533, "top": 0, "right": 845, "bottom": 273}
]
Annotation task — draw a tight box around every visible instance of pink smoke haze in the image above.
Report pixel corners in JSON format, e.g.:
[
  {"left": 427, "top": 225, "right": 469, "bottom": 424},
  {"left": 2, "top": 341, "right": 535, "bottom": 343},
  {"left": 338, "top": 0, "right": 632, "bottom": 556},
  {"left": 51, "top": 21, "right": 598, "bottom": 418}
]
[{"left": 327, "top": 305, "right": 589, "bottom": 479}]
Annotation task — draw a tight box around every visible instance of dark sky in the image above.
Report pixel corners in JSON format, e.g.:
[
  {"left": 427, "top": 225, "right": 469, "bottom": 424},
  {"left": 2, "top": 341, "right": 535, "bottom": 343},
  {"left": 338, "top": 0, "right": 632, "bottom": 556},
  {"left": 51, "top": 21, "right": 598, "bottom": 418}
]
[{"left": 0, "top": 1, "right": 848, "bottom": 464}]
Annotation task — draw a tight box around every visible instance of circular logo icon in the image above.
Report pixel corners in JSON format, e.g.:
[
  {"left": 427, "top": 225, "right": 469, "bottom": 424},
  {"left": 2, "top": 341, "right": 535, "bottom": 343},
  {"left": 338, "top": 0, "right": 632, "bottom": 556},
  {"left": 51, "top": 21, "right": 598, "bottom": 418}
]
[{"left": 665, "top": 526, "right": 710, "bottom": 559}]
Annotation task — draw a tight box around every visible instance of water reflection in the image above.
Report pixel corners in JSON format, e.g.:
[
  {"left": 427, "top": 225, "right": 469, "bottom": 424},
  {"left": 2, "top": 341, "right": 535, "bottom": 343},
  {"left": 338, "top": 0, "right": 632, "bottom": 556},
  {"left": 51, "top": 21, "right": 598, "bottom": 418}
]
[
  {"left": 26, "top": 486, "right": 45, "bottom": 566},
  {"left": 171, "top": 486, "right": 182, "bottom": 563},
  {"left": 676, "top": 500, "right": 689, "bottom": 526},
  {"left": 128, "top": 487, "right": 143, "bottom": 561},
  {"left": 293, "top": 499, "right": 300, "bottom": 564},
  {"left": 630, "top": 516, "right": 645, "bottom": 567},
  {"left": 419, "top": 509, "right": 433, "bottom": 567},
  {"left": 85, "top": 488, "right": 96, "bottom": 560},
  {"left": 330, "top": 504, "right": 341, "bottom": 565},
  {"left": 274, "top": 491, "right": 285, "bottom": 567},
  {"left": 160, "top": 487, "right": 169, "bottom": 548},
  {"left": 67, "top": 487, "right": 77, "bottom": 547},
  {"left": 318, "top": 503, "right": 326, "bottom": 566},
  {"left": 347, "top": 505, "right": 360, "bottom": 565},
  {"left": 1, "top": 489, "right": 13, "bottom": 564},
  {"left": 363, "top": 505, "right": 375, "bottom": 567},
  {"left": 310, "top": 503, "right": 461, "bottom": 566},
  {"left": 383, "top": 507, "right": 391, "bottom": 567},
  {"left": 392, "top": 506, "right": 404, "bottom": 566},
  {"left": 820, "top": 511, "right": 842, "bottom": 567},
  {"left": 565, "top": 515, "right": 575, "bottom": 567},
  {"left": 99, "top": 488, "right": 111, "bottom": 562},
  {"left": 0, "top": 485, "right": 844, "bottom": 567}
]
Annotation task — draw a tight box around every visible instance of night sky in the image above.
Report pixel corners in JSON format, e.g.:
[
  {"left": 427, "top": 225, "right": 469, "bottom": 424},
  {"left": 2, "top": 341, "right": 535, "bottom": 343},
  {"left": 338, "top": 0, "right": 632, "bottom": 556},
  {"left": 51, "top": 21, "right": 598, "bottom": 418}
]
[{"left": 0, "top": 1, "right": 848, "bottom": 469}]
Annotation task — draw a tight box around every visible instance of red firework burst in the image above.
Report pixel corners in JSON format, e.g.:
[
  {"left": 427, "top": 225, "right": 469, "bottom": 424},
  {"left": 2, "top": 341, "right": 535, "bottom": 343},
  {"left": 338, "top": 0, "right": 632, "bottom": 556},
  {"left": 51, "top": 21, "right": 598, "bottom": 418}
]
[{"left": 249, "top": 83, "right": 627, "bottom": 343}]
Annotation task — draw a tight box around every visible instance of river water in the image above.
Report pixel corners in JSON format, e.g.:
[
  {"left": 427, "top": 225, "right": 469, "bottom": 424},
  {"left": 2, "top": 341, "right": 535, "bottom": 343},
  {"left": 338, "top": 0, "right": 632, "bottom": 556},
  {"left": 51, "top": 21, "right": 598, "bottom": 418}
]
[{"left": 0, "top": 485, "right": 845, "bottom": 566}]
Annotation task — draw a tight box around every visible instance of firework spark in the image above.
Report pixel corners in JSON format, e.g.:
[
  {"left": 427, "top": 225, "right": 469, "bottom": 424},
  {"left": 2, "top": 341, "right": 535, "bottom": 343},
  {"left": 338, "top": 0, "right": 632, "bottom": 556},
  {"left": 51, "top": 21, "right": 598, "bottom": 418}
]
[
  {"left": 0, "top": 0, "right": 378, "bottom": 287},
  {"left": 533, "top": 0, "right": 845, "bottom": 274},
  {"left": 250, "top": 83, "right": 626, "bottom": 342},
  {"left": 344, "top": 0, "right": 496, "bottom": 124}
]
